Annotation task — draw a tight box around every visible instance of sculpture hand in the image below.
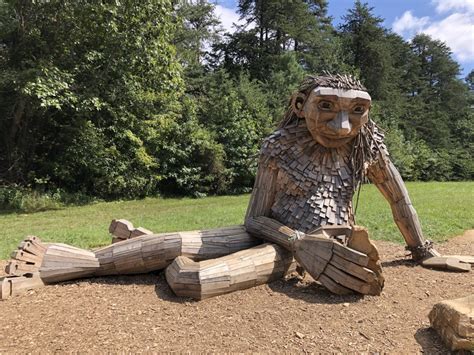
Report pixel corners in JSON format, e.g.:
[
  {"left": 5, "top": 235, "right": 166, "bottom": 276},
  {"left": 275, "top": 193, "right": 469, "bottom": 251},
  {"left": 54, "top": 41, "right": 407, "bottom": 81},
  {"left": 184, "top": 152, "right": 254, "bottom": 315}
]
[{"left": 293, "top": 227, "right": 384, "bottom": 295}]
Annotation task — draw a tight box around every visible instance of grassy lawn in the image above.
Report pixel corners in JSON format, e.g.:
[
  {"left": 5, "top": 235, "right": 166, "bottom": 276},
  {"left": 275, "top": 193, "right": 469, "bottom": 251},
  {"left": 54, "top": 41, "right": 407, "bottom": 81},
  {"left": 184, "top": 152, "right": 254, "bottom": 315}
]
[{"left": 0, "top": 181, "right": 472, "bottom": 260}]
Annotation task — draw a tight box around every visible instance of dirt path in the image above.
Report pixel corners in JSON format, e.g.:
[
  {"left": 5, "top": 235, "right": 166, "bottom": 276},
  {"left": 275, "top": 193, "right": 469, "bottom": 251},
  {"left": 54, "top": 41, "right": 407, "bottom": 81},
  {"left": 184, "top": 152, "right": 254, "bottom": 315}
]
[{"left": 0, "top": 232, "right": 472, "bottom": 353}]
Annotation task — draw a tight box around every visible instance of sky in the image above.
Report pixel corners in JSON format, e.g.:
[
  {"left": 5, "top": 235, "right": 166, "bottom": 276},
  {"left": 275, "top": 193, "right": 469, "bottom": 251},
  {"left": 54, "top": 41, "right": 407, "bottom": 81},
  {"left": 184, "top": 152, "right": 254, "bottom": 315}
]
[{"left": 212, "top": 0, "right": 474, "bottom": 77}]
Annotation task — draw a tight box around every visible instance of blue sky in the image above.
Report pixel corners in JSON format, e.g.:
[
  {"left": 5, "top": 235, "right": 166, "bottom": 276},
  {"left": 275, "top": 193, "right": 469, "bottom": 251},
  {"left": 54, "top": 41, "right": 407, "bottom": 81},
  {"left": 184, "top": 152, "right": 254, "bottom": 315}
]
[{"left": 213, "top": 0, "right": 474, "bottom": 77}]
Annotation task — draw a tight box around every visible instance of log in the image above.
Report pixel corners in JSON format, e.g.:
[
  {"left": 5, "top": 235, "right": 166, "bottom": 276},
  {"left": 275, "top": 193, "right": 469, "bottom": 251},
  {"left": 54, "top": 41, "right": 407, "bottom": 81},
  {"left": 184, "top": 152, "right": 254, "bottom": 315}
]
[
  {"left": 429, "top": 295, "right": 474, "bottom": 351},
  {"left": 109, "top": 219, "right": 133, "bottom": 240}
]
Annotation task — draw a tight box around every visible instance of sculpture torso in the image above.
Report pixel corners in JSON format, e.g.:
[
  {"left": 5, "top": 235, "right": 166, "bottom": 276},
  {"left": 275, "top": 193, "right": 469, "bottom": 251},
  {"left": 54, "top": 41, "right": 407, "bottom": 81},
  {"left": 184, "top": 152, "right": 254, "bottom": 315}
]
[{"left": 259, "top": 120, "right": 386, "bottom": 233}]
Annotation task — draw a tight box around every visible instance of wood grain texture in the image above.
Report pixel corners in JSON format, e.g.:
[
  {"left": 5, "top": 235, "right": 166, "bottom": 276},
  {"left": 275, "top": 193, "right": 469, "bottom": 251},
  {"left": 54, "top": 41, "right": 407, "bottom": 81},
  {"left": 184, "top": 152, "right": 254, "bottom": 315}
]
[
  {"left": 94, "top": 226, "right": 260, "bottom": 276},
  {"left": 0, "top": 273, "right": 45, "bottom": 299},
  {"left": 39, "top": 244, "right": 99, "bottom": 283},
  {"left": 367, "top": 156, "right": 438, "bottom": 260},
  {"left": 109, "top": 219, "right": 153, "bottom": 243},
  {"left": 165, "top": 243, "right": 296, "bottom": 300}
]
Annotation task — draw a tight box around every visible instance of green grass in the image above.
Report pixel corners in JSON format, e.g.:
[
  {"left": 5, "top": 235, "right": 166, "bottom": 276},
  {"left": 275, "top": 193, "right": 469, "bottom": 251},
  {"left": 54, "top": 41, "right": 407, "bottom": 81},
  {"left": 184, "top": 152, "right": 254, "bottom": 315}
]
[{"left": 1, "top": 182, "right": 473, "bottom": 260}]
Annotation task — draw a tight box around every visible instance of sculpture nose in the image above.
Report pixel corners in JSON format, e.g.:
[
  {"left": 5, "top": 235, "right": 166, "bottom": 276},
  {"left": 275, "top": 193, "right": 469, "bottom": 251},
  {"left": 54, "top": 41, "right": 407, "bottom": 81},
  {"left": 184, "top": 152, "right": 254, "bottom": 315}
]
[{"left": 328, "top": 111, "right": 351, "bottom": 135}]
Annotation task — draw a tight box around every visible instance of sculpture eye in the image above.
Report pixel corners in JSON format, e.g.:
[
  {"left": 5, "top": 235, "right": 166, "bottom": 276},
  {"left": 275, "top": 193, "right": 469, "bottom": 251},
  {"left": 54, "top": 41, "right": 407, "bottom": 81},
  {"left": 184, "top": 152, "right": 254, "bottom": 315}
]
[
  {"left": 318, "top": 101, "right": 333, "bottom": 111},
  {"left": 353, "top": 105, "right": 366, "bottom": 114}
]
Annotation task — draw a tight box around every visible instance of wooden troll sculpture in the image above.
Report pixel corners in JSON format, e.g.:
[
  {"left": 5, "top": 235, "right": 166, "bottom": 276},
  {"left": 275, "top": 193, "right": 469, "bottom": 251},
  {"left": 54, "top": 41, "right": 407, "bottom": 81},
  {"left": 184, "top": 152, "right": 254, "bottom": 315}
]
[{"left": 2, "top": 74, "right": 472, "bottom": 300}]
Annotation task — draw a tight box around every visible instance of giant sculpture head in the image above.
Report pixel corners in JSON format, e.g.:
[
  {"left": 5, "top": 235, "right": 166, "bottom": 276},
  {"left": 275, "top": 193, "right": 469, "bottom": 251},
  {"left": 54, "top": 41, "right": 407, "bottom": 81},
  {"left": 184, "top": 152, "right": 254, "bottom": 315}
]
[{"left": 285, "top": 74, "right": 371, "bottom": 148}]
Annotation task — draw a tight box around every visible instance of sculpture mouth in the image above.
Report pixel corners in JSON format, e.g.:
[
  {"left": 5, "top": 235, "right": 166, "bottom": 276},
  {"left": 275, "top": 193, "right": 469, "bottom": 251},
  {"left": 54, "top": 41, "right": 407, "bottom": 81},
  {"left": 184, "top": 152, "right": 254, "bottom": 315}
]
[{"left": 319, "top": 132, "right": 355, "bottom": 140}]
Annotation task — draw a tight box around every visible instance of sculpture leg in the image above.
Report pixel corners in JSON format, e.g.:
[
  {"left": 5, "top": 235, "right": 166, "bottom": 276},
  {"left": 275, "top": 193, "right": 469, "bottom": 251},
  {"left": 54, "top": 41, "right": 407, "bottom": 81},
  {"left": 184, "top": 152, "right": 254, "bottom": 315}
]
[
  {"left": 2, "top": 224, "right": 259, "bottom": 299},
  {"left": 165, "top": 243, "right": 296, "bottom": 300},
  {"left": 95, "top": 225, "right": 260, "bottom": 276}
]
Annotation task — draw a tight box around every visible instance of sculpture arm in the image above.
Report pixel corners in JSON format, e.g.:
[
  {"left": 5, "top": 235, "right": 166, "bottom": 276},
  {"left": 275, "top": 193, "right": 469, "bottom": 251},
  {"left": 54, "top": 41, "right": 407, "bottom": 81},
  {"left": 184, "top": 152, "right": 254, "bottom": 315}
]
[
  {"left": 245, "top": 156, "right": 279, "bottom": 220},
  {"left": 244, "top": 156, "right": 301, "bottom": 247},
  {"left": 367, "top": 154, "right": 439, "bottom": 260}
]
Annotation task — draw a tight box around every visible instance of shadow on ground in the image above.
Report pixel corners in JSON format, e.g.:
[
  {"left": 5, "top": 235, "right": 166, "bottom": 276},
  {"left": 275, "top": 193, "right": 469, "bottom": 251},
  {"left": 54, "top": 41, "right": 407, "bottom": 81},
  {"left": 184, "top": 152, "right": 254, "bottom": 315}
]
[
  {"left": 267, "top": 275, "right": 365, "bottom": 305},
  {"left": 414, "top": 327, "right": 449, "bottom": 354}
]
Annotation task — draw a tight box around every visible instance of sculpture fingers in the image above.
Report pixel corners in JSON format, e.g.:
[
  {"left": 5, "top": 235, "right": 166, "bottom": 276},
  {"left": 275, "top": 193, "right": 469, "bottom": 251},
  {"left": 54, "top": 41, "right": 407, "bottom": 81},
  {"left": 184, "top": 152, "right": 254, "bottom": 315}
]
[
  {"left": 294, "top": 235, "right": 383, "bottom": 296},
  {"left": 329, "top": 253, "right": 377, "bottom": 283},
  {"left": 318, "top": 274, "right": 353, "bottom": 295}
]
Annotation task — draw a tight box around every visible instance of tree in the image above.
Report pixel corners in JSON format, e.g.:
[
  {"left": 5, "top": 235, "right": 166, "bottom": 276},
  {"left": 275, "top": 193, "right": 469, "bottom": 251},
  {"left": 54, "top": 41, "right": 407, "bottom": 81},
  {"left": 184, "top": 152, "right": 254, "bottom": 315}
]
[
  {"left": 466, "top": 69, "right": 474, "bottom": 91},
  {"left": 216, "top": 0, "right": 338, "bottom": 81},
  {"left": 196, "top": 70, "right": 277, "bottom": 191},
  {"left": 0, "top": 0, "right": 183, "bottom": 198},
  {"left": 173, "top": 0, "right": 221, "bottom": 95},
  {"left": 405, "top": 34, "right": 467, "bottom": 147},
  {"left": 339, "top": 1, "right": 393, "bottom": 99}
]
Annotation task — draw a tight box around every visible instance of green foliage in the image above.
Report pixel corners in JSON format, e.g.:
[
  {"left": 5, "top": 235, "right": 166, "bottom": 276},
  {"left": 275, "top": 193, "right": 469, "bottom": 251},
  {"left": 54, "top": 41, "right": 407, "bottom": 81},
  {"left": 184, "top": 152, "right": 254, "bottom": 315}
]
[
  {"left": 0, "top": 0, "right": 183, "bottom": 198},
  {"left": 152, "top": 96, "right": 229, "bottom": 196},
  {"left": 0, "top": 185, "right": 95, "bottom": 213},
  {"left": 0, "top": 0, "right": 471, "bottom": 200},
  {"left": 200, "top": 71, "right": 272, "bottom": 191},
  {"left": 264, "top": 52, "right": 307, "bottom": 120}
]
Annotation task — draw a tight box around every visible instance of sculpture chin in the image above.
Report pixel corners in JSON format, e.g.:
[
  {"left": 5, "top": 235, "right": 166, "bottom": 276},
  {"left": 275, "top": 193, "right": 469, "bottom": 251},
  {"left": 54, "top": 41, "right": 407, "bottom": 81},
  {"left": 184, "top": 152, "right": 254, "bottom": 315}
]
[{"left": 311, "top": 132, "right": 355, "bottom": 148}]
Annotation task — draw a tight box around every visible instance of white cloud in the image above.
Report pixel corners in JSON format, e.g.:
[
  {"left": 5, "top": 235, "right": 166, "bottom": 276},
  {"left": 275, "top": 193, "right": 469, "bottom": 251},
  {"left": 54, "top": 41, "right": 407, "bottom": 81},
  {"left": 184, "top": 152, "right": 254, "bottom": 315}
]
[
  {"left": 424, "top": 13, "right": 474, "bottom": 61},
  {"left": 214, "top": 5, "right": 243, "bottom": 33},
  {"left": 392, "top": 6, "right": 474, "bottom": 63},
  {"left": 392, "top": 11, "right": 430, "bottom": 37},
  {"left": 431, "top": 0, "right": 474, "bottom": 14}
]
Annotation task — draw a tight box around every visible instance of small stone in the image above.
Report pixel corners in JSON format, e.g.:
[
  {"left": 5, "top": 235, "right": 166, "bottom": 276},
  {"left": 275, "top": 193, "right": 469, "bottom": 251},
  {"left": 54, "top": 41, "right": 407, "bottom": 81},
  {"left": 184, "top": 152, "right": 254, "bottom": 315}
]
[
  {"left": 343, "top": 303, "right": 349, "bottom": 307},
  {"left": 295, "top": 331, "right": 305, "bottom": 339}
]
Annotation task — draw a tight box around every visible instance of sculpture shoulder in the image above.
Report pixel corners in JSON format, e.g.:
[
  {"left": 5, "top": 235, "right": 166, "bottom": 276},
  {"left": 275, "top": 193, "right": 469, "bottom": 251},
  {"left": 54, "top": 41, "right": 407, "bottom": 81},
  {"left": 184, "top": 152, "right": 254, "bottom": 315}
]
[
  {"left": 366, "top": 120, "right": 389, "bottom": 158},
  {"left": 260, "top": 122, "right": 312, "bottom": 160}
]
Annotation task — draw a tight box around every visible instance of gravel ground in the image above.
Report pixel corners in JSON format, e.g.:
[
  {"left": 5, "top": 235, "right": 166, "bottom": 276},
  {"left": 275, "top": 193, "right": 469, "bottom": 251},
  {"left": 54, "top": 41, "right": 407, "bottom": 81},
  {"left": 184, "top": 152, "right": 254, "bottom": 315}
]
[{"left": 0, "top": 231, "right": 472, "bottom": 353}]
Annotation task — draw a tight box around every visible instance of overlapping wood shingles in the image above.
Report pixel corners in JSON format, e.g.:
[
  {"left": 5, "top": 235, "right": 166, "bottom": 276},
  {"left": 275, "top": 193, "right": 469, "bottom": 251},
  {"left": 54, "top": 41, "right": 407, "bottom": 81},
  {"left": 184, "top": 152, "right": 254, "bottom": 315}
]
[{"left": 261, "top": 120, "right": 386, "bottom": 233}]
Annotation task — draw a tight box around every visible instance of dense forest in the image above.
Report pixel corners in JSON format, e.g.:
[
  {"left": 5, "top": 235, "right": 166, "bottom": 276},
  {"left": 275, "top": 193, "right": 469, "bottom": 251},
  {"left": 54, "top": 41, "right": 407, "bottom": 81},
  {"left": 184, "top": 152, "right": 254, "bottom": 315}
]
[{"left": 0, "top": 0, "right": 472, "bottom": 207}]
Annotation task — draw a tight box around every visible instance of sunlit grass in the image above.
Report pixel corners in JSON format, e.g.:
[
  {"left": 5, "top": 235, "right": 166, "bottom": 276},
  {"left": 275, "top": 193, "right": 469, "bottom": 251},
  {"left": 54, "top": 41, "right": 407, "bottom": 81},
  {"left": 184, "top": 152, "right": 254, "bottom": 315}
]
[{"left": 1, "top": 182, "right": 472, "bottom": 260}]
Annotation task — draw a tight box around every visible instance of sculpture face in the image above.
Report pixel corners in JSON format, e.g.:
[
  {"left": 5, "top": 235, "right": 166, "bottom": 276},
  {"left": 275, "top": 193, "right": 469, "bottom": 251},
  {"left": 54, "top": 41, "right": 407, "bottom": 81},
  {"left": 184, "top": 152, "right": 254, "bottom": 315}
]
[{"left": 297, "top": 87, "right": 371, "bottom": 148}]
